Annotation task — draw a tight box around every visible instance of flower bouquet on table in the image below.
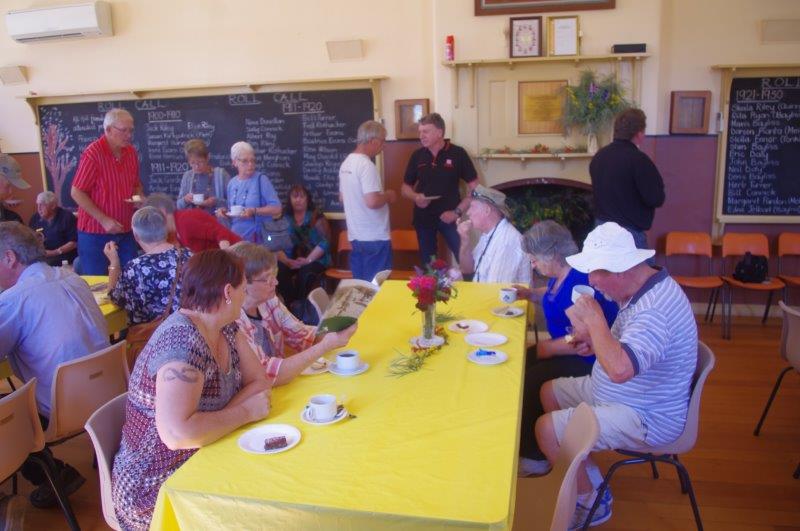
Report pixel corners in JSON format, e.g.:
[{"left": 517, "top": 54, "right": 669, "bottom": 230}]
[
  {"left": 563, "top": 70, "right": 631, "bottom": 154},
  {"left": 407, "top": 258, "right": 458, "bottom": 347}
]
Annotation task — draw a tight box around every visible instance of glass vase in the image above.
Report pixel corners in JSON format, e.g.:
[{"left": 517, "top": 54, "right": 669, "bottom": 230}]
[
  {"left": 421, "top": 305, "right": 436, "bottom": 340},
  {"left": 587, "top": 132, "right": 599, "bottom": 155}
]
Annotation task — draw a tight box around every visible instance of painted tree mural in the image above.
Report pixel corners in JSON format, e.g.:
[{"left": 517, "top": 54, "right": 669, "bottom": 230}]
[{"left": 41, "top": 108, "right": 77, "bottom": 205}]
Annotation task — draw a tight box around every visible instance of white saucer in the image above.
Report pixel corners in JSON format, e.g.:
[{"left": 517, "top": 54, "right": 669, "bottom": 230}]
[
  {"left": 329, "top": 362, "right": 369, "bottom": 376},
  {"left": 2, "top": 199, "right": 21, "bottom": 207},
  {"left": 468, "top": 349, "right": 508, "bottom": 366},
  {"left": 448, "top": 319, "right": 489, "bottom": 334},
  {"left": 237, "top": 423, "right": 301, "bottom": 454},
  {"left": 300, "top": 406, "right": 348, "bottom": 425},
  {"left": 410, "top": 335, "right": 445, "bottom": 348},
  {"left": 491, "top": 306, "right": 525, "bottom": 318},
  {"left": 123, "top": 198, "right": 143, "bottom": 203},
  {"left": 301, "top": 357, "right": 330, "bottom": 376},
  {"left": 465, "top": 332, "right": 508, "bottom": 347}
]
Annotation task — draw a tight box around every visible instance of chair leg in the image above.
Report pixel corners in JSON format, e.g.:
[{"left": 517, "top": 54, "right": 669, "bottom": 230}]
[
  {"left": 703, "top": 290, "right": 714, "bottom": 323},
  {"left": 754, "top": 367, "right": 792, "bottom": 435},
  {"left": 581, "top": 455, "right": 651, "bottom": 530},
  {"left": 794, "top": 461, "right": 800, "bottom": 479},
  {"left": 762, "top": 291, "right": 774, "bottom": 324},
  {"left": 722, "top": 285, "right": 730, "bottom": 339},
  {"left": 27, "top": 452, "right": 80, "bottom": 531},
  {"left": 12, "top": 472, "right": 17, "bottom": 495},
  {"left": 670, "top": 457, "right": 704, "bottom": 531},
  {"left": 5, "top": 377, "right": 16, "bottom": 391},
  {"left": 709, "top": 287, "right": 720, "bottom": 323},
  {"left": 673, "top": 454, "right": 689, "bottom": 494},
  {"left": 650, "top": 459, "right": 659, "bottom": 479}
]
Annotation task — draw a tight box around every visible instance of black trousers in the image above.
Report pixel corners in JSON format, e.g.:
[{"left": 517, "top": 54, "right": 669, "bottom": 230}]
[
  {"left": 277, "top": 261, "right": 325, "bottom": 307},
  {"left": 20, "top": 415, "right": 67, "bottom": 485},
  {"left": 519, "top": 348, "right": 593, "bottom": 460}
]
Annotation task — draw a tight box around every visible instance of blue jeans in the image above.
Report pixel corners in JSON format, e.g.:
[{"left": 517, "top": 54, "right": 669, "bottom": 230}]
[
  {"left": 351, "top": 240, "right": 392, "bottom": 282},
  {"left": 77, "top": 231, "right": 138, "bottom": 275},
  {"left": 415, "top": 221, "right": 461, "bottom": 265}
]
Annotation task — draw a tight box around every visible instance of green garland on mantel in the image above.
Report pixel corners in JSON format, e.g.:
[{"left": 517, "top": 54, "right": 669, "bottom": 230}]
[{"left": 480, "top": 144, "right": 587, "bottom": 156}]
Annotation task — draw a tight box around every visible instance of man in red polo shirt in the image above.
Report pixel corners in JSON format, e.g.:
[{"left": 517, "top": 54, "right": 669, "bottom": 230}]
[
  {"left": 143, "top": 193, "right": 241, "bottom": 252},
  {"left": 71, "top": 108, "right": 143, "bottom": 274}
]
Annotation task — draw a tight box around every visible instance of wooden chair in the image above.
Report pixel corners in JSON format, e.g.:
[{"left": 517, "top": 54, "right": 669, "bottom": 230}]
[
  {"left": 515, "top": 403, "right": 599, "bottom": 531},
  {"left": 582, "top": 342, "right": 716, "bottom": 530},
  {"left": 0, "top": 379, "right": 79, "bottom": 530},
  {"left": 387, "top": 229, "right": 419, "bottom": 280},
  {"left": 323, "top": 230, "right": 354, "bottom": 285},
  {"left": 44, "top": 342, "right": 129, "bottom": 446},
  {"left": 754, "top": 302, "right": 800, "bottom": 479},
  {"left": 777, "top": 233, "right": 800, "bottom": 304},
  {"left": 665, "top": 231, "right": 724, "bottom": 324},
  {"left": 720, "top": 233, "right": 785, "bottom": 340},
  {"left": 85, "top": 393, "right": 127, "bottom": 531}
]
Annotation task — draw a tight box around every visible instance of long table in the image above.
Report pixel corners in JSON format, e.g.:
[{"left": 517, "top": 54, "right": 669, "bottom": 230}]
[{"left": 151, "top": 280, "right": 529, "bottom": 530}]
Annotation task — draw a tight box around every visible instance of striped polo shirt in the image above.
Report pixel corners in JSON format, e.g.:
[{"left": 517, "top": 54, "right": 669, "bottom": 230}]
[
  {"left": 72, "top": 135, "right": 141, "bottom": 233},
  {"left": 592, "top": 268, "right": 697, "bottom": 446}
]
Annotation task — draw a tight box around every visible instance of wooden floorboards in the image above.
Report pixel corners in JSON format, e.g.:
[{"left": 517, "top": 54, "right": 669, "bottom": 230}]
[{"left": 2, "top": 317, "right": 799, "bottom": 530}]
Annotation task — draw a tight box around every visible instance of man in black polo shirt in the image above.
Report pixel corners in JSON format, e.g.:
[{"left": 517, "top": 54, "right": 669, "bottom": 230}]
[
  {"left": 590, "top": 108, "right": 664, "bottom": 249},
  {"left": 29, "top": 191, "right": 78, "bottom": 266},
  {"left": 401, "top": 113, "right": 478, "bottom": 264}
]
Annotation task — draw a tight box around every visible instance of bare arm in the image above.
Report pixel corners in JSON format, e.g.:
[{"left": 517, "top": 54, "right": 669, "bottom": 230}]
[
  {"left": 566, "top": 297, "right": 634, "bottom": 383},
  {"left": 457, "top": 219, "right": 475, "bottom": 275},
  {"left": 363, "top": 190, "right": 396, "bottom": 209},
  {"left": 273, "top": 324, "right": 357, "bottom": 386},
  {"left": 71, "top": 187, "right": 123, "bottom": 233},
  {"left": 401, "top": 183, "right": 431, "bottom": 209}
]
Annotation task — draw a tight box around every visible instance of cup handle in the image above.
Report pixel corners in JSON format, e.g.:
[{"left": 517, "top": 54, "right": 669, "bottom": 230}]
[{"left": 305, "top": 405, "right": 314, "bottom": 420}]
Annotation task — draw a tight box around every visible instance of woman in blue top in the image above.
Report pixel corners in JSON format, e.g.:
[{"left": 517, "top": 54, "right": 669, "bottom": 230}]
[
  {"left": 176, "top": 138, "right": 230, "bottom": 215},
  {"left": 216, "top": 141, "right": 282, "bottom": 242},
  {"left": 514, "top": 220, "right": 618, "bottom": 476}
]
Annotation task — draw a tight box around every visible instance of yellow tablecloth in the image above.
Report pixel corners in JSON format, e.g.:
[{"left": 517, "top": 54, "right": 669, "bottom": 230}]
[
  {"left": 151, "top": 280, "right": 529, "bottom": 530},
  {"left": 82, "top": 275, "right": 128, "bottom": 336}
]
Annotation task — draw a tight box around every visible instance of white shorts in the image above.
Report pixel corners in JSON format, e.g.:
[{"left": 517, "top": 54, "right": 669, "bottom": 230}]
[{"left": 550, "top": 375, "right": 647, "bottom": 451}]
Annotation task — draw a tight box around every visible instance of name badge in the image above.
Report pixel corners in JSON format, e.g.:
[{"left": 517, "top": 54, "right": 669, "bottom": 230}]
[{"left": 444, "top": 159, "right": 454, "bottom": 169}]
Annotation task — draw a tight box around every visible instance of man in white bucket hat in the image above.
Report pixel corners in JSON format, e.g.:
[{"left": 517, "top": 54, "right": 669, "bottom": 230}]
[{"left": 534, "top": 222, "right": 697, "bottom": 529}]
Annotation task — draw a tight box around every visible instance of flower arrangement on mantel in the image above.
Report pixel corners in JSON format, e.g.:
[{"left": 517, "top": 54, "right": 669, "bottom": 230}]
[
  {"left": 481, "top": 143, "right": 584, "bottom": 156},
  {"left": 563, "top": 70, "right": 631, "bottom": 152}
]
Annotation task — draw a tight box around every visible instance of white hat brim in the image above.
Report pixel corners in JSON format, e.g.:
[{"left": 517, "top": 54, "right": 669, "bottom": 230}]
[{"left": 566, "top": 248, "right": 655, "bottom": 274}]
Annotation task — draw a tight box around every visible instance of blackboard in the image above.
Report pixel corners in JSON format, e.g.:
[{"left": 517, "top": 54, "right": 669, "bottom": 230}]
[
  {"left": 38, "top": 89, "right": 374, "bottom": 212},
  {"left": 722, "top": 76, "right": 800, "bottom": 217}
]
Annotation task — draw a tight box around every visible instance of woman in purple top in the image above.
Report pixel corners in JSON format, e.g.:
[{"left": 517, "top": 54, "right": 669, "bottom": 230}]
[{"left": 111, "top": 250, "right": 271, "bottom": 530}]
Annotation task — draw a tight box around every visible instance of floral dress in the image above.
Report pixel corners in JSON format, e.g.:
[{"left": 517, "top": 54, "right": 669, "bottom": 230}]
[
  {"left": 110, "top": 248, "right": 190, "bottom": 325},
  {"left": 111, "top": 312, "right": 242, "bottom": 531}
]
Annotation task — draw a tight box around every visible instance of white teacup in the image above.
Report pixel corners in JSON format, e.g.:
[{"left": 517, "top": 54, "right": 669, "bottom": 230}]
[
  {"left": 131, "top": 194, "right": 142, "bottom": 202},
  {"left": 571, "top": 285, "right": 595, "bottom": 304},
  {"left": 229, "top": 205, "right": 244, "bottom": 216},
  {"left": 336, "top": 350, "right": 361, "bottom": 372},
  {"left": 306, "top": 393, "right": 337, "bottom": 422},
  {"left": 499, "top": 287, "right": 517, "bottom": 305},
  {"left": 192, "top": 193, "right": 205, "bottom": 204}
]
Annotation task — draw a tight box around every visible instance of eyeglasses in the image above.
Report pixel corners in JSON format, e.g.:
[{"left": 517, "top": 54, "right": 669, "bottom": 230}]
[
  {"left": 250, "top": 270, "right": 277, "bottom": 284},
  {"left": 111, "top": 125, "right": 134, "bottom": 134},
  {"left": 237, "top": 158, "right": 257, "bottom": 165}
]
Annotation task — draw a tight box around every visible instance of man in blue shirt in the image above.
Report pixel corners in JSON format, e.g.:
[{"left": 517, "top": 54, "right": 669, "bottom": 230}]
[{"left": 0, "top": 221, "right": 109, "bottom": 508}]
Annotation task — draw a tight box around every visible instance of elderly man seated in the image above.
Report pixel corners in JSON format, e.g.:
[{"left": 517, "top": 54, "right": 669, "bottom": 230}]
[
  {"left": 456, "top": 185, "right": 530, "bottom": 283},
  {"left": 0, "top": 222, "right": 110, "bottom": 508},
  {"left": 29, "top": 191, "right": 78, "bottom": 266},
  {"left": 534, "top": 222, "right": 697, "bottom": 529}
]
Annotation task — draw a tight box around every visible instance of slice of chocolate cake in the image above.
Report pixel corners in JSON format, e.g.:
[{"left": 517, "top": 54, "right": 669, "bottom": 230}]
[{"left": 264, "top": 435, "right": 288, "bottom": 451}]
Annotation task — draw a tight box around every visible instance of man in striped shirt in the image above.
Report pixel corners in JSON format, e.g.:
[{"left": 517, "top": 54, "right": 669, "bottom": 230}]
[
  {"left": 71, "top": 108, "right": 143, "bottom": 274},
  {"left": 535, "top": 222, "right": 697, "bottom": 529}
]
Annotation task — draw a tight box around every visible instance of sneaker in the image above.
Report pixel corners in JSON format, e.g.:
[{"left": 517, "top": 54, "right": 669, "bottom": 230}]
[
  {"left": 569, "top": 487, "right": 613, "bottom": 530},
  {"left": 29, "top": 464, "right": 86, "bottom": 509},
  {"left": 0, "top": 495, "right": 26, "bottom": 531},
  {"left": 518, "top": 457, "right": 552, "bottom": 477}
]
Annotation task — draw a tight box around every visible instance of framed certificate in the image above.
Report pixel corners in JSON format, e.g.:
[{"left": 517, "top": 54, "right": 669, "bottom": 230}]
[
  {"left": 510, "top": 16, "right": 543, "bottom": 58},
  {"left": 548, "top": 15, "right": 580, "bottom": 56}
]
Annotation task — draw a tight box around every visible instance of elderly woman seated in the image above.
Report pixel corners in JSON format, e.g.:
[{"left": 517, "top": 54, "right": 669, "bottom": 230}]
[
  {"left": 226, "top": 242, "right": 356, "bottom": 384},
  {"left": 104, "top": 207, "right": 191, "bottom": 325},
  {"left": 111, "top": 250, "right": 271, "bottom": 530},
  {"left": 514, "top": 220, "right": 618, "bottom": 477}
]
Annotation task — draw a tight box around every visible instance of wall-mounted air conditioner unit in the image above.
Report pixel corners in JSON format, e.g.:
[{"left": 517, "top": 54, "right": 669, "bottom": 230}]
[{"left": 5, "top": 1, "right": 112, "bottom": 43}]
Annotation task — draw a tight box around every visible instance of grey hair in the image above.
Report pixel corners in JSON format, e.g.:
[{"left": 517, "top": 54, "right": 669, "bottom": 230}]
[
  {"left": 226, "top": 241, "right": 276, "bottom": 281},
  {"left": 356, "top": 120, "right": 386, "bottom": 144},
  {"left": 143, "top": 193, "right": 176, "bottom": 214},
  {"left": 36, "top": 191, "right": 57, "bottom": 204},
  {"left": 131, "top": 206, "right": 167, "bottom": 245},
  {"left": 0, "top": 221, "right": 45, "bottom": 265},
  {"left": 103, "top": 108, "right": 133, "bottom": 130},
  {"left": 230, "top": 141, "right": 255, "bottom": 162},
  {"left": 522, "top": 220, "right": 578, "bottom": 265}
]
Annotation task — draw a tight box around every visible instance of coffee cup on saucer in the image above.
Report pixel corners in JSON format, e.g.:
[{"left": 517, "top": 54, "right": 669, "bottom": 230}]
[
  {"left": 335, "top": 350, "right": 361, "bottom": 372},
  {"left": 192, "top": 193, "right": 205, "bottom": 204},
  {"left": 306, "top": 394, "right": 337, "bottom": 422},
  {"left": 499, "top": 287, "right": 517, "bottom": 305},
  {"left": 229, "top": 205, "right": 245, "bottom": 216},
  {"left": 571, "top": 285, "right": 595, "bottom": 304}
]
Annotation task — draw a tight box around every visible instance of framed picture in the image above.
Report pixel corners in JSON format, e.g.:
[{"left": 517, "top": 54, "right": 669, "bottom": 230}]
[
  {"left": 518, "top": 80, "right": 567, "bottom": 134},
  {"left": 395, "top": 99, "right": 429, "bottom": 140},
  {"left": 510, "top": 16, "right": 543, "bottom": 58},
  {"left": 476, "top": 0, "right": 615, "bottom": 16},
  {"left": 548, "top": 15, "right": 580, "bottom": 56},
  {"left": 669, "top": 91, "right": 711, "bottom": 134}
]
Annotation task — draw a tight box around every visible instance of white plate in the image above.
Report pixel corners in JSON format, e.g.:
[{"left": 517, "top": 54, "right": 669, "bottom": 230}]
[
  {"left": 329, "top": 362, "right": 369, "bottom": 376},
  {"left": 2, "top": 199, "right": 22, "bottom": 207},
  {"left": 301, "top": 357, "right": 330, "bottom": 376},
  {"left": 300, "top": 406, "right": 348, "bottom": 426},
  {"left": 448, "top": 319, "right": 489, "bottom": 334},
  {"left": 237, "top": 423, "right": 301, "bottom": 455},
  {"left": 468, "top": 349, "right": 508, "bottom": 366},
  {"left": 123, "top": 198, "right": 143, "bottom": 203},
  {"left": 491, "top": 306, "right": 525, "bottom": 318},
  {"left": 465, "top": 332, "right": 507, "bottom": 347},
  {"left": 409, "top": 335, "right": 445, "bottom": 348}
]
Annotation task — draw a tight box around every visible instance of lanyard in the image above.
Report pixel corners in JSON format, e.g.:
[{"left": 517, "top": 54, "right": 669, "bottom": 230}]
[{"left": 473, "top": 220, "right": 501, "bottom": 282}]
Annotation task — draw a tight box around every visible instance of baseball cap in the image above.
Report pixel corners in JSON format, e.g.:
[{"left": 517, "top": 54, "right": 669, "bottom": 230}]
[
  {"left": 566, "top": 222, "right": 655, "bottom": 273},
  {"left": 470, "top": 185, "right": 511, "bottom": 218}
]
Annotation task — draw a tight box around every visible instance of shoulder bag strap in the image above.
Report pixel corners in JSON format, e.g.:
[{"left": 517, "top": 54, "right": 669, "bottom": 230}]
[{"left": 161, "top": 247, "right": 184, "bottom": 319}]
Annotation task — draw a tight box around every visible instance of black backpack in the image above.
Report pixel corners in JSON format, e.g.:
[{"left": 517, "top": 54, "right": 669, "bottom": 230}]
[{"left": 733, "top": 252, "right": 768, "bottom": 283}]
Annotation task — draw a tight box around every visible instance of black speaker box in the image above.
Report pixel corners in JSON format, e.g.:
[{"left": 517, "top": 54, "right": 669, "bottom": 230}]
[{"left": 612, "top": 43, "right": 646, "bottom": 54}]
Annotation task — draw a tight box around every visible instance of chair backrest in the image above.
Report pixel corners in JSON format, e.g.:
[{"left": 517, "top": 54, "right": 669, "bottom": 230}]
[
  {"left": 372, "top": 269, "right": 392, "bottom": 285},
  {"left": 778, "top": 301, "right": 800, "bottom": 371},
  {"left": 45, "top": 341, "right": 129, "bottom": 443},
  {"left": 548, "top": 403, "right": 599, "bottom": 531},
  {"left": 390, "top": 229, "right": 419, "bottom": 252},
  {"left": 665, "top": 232, "right": 713, "bottom": 257},
  {"left": 337, "top": 278, "right": 379, "bottom": 292},
  {"left": 721, "top": 232, "right": 769, "bottom": 258},
  {"left": 778, "top": 232, "right": 800, "bottom": 258},
  {"left": 0, "top": 378, "right": 44, "bottom": 482},
  {"left": 84, "top": 392, "right": 127, "bottom": 531},
  {"left": 307, "top": 287, "right": 331, "bottom": 322}
]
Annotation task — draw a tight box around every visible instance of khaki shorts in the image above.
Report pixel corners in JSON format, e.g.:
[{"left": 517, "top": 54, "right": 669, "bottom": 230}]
[{"left": 550, "top": 375, "right": 647, "bottom": 451}]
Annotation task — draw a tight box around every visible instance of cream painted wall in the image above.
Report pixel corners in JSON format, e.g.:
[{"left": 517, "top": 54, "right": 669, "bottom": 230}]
[{"left": 0, "top": 0, "right": 433, "bottom": 153}]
